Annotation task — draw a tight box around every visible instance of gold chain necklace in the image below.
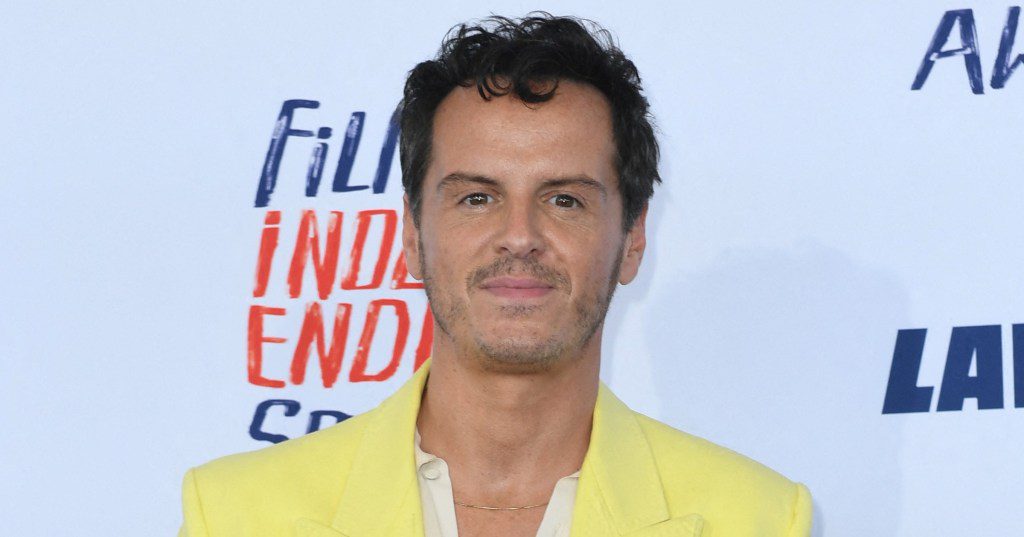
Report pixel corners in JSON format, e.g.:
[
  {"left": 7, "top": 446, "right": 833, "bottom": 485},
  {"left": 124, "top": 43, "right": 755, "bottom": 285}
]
[{"left": 454, "top": 499, "right": 549, "bottom": 511}]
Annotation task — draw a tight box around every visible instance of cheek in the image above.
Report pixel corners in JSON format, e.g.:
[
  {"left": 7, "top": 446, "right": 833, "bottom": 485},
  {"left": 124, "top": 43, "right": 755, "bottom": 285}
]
[
  {"left": 422, "top": 233, "right": 473, "bottom": 287},
  {"left": 565, "top": 238, "right": 618, "bottom": 289}
]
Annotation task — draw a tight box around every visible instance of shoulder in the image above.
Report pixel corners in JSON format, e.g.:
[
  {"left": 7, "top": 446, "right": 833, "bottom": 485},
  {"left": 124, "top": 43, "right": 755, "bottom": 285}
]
[
  {"left": 180, "top": 411, "right": 373, "bottom": 534},
  {"left": 635, "top": 412, "right": 794, "bottom": 491},
  {"left": 634, "top": 413, "right": 812, "bottom": 535},
  {"left": 193, "top": 410, "right": 369, "bottom": 491}
]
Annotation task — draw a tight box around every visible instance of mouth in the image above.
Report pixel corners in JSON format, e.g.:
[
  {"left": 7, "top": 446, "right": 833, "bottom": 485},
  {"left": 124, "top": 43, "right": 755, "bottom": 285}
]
[{"left": 479, "top": 276, "right": 555, "bottom": 299}]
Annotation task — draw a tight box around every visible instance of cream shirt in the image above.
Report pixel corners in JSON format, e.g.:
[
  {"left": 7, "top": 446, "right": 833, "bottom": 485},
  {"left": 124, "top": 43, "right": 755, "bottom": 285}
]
[{"left": 414, "top": 429, "right": 580, "bottom": 537}]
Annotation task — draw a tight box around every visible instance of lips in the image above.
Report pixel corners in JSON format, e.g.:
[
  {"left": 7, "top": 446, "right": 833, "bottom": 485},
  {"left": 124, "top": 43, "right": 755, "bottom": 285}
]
[{"left": 480, "top": 277, "right": 555, "bottom": 299}]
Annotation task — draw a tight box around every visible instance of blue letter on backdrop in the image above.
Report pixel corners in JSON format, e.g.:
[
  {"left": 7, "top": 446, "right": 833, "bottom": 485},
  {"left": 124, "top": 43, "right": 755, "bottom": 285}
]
[
  {"left": 911, "top": 9, "right": 984, "bottom": 94},
  {"left": 992, "top": 7, "right": 1024, "bottom": 89},
  {"left": 937, "top": 325, "right": 1003, "bottom": 411},
  {"left": 255, "top": 100, "right": 320, "bottom": 207},
  {"left": 371, "top": 107, "right": 401, "bottom": 194},
  {"left": 307, "top": 410, "right": 351, "bottom": 433},
  {"left": 882, "top": 329, "right": 934, "bottom": 414},
  {"left": 332, "top": 112, "right": 367, "bottom": 192},
  {"left": 249, "top": 399, "right": 301, "bottom": 443},
  {"left": 1014, "top": 324, "right": 1024, "bottom": 408}
]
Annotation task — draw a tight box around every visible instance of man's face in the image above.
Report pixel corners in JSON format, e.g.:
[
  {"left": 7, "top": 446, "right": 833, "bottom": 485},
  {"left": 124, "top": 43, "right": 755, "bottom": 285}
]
[{"left": 403, "top": 79, "right": 646, "bottom": 373}]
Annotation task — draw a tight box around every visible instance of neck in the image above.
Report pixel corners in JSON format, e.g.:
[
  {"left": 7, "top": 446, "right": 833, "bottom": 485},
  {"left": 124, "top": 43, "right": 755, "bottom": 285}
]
[{"left": 416, "top": 327, "right": 601, "bottom": 505}]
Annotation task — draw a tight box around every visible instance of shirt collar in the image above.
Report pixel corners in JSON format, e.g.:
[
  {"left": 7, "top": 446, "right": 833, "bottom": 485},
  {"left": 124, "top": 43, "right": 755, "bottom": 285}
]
[
  {"left": 413, "top": 428, "right": 439, "bottom": 470},
  {"left": 414, "top": 426, "right": 580, "bottom": 480}
]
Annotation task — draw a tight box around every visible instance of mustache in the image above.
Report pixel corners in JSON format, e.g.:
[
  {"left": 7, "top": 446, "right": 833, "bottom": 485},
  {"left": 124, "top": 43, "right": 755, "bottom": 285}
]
[{"left": 468, "top": 257, "right": 569, "bottom": 290}]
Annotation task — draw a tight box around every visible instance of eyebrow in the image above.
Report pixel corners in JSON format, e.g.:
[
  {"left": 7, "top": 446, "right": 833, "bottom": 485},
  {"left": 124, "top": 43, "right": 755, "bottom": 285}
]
[
  {"left": 436, "top": 173, "right": 500, "bottom": 193},
  {"left": 541, "top": 176, "right": 607, "bottom": 200},
  {"left": 436, "top": 173, "right": 607, "bottom": 200}
]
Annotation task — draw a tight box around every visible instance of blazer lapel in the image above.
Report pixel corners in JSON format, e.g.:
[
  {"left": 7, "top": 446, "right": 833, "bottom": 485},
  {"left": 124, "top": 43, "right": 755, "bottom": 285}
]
[
  {"left": 630, "top": 515, "right": 704, "bottom": 537},
  {"left": 294, "top": 483, "right": 423, "bottom": 537},
  {"left": 294, "top": 518, "right": 346, "bottom": 537},
  {"left": 296, "top": 360, "right": 433, "bottom": 537},
  {"left": 570, "top": 382, "right": 704, "bottom": 537}
]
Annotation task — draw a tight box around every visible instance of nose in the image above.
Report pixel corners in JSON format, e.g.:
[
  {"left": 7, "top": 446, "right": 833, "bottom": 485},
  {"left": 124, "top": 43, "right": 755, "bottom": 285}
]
[{"left": 494, "top": 199, "right": 546, "bottom": 259}]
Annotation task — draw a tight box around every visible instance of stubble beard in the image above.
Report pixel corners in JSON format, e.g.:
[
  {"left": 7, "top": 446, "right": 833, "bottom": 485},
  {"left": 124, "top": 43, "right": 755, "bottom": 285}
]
[{"left": 418, "top": 233, "right": 624, "bottom": 374}]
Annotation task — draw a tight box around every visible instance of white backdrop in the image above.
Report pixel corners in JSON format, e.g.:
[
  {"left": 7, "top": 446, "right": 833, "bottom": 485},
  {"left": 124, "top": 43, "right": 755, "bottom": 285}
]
[{"left": 3, "top": 1, "right": 1022, "bottom": 535}]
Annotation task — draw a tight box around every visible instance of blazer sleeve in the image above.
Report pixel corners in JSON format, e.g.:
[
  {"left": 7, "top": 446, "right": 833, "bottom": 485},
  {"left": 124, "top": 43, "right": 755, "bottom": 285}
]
[
  {"left": 788, "top": 482, "right": 813, "bottom": 537},
  {"left": 178, "top": 468, "right": 210, "bottom": 537}
]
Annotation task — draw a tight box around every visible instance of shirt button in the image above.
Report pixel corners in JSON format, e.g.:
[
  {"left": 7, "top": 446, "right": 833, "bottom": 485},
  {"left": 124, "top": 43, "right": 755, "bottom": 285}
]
[{"left": 422, "top": 463, "right": 441, "bottom": 480}]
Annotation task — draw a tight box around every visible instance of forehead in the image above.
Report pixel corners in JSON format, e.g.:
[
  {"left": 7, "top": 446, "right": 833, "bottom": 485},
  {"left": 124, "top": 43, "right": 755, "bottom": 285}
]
[{"left": 427, "top": 79, "right": 617, "bottom": 189}]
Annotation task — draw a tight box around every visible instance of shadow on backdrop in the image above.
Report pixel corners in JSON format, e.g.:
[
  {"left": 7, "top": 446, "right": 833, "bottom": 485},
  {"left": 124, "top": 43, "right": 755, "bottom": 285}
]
[{"left": 648, "top": 241, "right": 909, "bottom": 535}]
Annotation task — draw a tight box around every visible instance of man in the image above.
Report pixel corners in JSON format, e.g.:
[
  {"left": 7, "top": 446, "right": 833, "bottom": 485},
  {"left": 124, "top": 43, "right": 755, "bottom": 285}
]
[{"left": 179, "top": 14, "right": 812, "bottom": 537}]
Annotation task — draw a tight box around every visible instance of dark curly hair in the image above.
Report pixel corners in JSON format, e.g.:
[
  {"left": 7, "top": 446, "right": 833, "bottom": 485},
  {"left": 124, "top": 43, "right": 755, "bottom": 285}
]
[{"left": 399, "top": 12, "right": 660, "bottom": 233}]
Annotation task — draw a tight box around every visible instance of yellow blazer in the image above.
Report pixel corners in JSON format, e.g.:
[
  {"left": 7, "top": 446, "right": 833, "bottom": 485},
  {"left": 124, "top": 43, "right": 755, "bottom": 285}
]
[{"left": 179, "top": 358, "right": 812, "bottom": 536}]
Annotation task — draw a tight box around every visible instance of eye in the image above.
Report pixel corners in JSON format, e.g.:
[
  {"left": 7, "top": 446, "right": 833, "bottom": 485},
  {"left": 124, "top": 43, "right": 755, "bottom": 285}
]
[
  {"left": 460, "top": 193, "right": 493, "bottom": 206},
  {"left": 548, "top": 194, "right": 582, "bottom": 209}
]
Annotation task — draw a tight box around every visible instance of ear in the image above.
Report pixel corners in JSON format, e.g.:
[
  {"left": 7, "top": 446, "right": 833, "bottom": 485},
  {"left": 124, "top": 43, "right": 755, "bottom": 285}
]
[
  {"left": 402, "top": 195, "right": 423, "bottom": 280},
  {"left": 617, "top": 203, "right": 647, "bottom": 285}
]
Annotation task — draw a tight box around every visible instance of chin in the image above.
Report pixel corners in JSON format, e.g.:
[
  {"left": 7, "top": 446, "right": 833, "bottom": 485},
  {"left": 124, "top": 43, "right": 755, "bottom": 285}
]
[
  {"left": 471, "top": 331, "right": 569, "bottom": 373},
  {"left": 475, "top": 321, "right": 552, "bottom": 347}
]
